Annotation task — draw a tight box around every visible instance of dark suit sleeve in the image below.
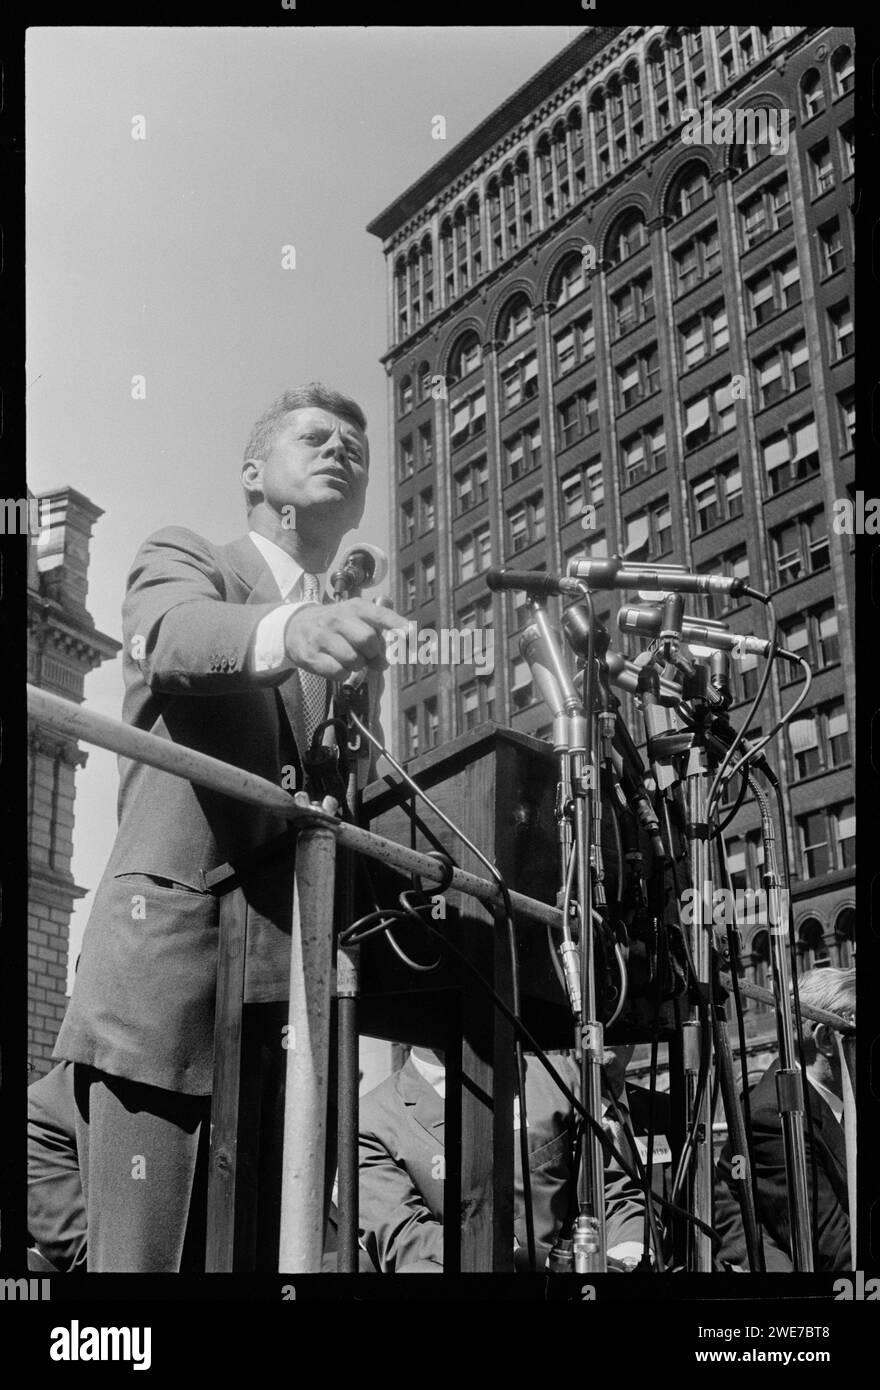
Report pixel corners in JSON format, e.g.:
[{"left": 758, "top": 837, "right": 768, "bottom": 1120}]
[
  {"left": 358, "top": 1121, "right": 443, "bottom": 1273},
  {"left": 748, "top": 1105, "right": 850, "bottom": 1271},
  {"left": 123, "top": 527, "right": 291, "bottom": 695}
]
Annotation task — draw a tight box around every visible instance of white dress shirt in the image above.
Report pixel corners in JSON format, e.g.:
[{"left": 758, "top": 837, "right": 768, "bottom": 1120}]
[{"left": 248, "top": 530, "right": 326, "bottom": 673}]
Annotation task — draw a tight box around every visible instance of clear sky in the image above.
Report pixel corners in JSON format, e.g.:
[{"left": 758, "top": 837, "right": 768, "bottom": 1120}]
[{"left": 26, "top": 25, "right": 584, "bottom": 986}]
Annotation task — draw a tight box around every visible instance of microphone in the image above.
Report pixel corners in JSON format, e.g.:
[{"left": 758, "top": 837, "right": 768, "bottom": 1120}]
[
  {"left": 603, "top": 651, "right": 681, "bottom": 702},
  {"left": 618, "top": 604, "right": 773, "bottom": 658},
  {"left": 567, "top": 555, "right": 759, "bottom": 598},
  {"left": 331, "top": 543, "right": 389, "bottom": 597},
  {"left": 519, "top": 626, "right": 568, "bottom": 720},
  {"left": 486, "top": 568, "right": 584, "bottom": 598},
  {"left": 560, "top": 602, "right": 611, "bottom": 661}
]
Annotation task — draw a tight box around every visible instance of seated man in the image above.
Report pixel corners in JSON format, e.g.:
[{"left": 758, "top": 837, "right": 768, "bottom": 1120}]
[
  {"left": 357, "top": 1043, "right": 672, "bottom": 1272},
  {"left": 713, "top": 966, "right": 854, "bottom": 1272}
]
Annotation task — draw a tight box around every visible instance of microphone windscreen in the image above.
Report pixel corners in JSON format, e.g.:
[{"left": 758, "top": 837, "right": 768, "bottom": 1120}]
[{"left": 343, "top": 543, "right": 389, "bottom": 588}]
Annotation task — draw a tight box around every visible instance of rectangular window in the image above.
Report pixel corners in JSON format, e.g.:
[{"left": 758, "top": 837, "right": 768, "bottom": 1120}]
[
  {"left": 819, "top": 219, "right": 844, "bottom": 277},
  {"left": 809, "top": 140, "right": 834, "bottom": 197},
  {"left": 829, "top": 301, "right": 853, "bottom": 360},
  {"left": 399, "top": 437, "right": 414, "bottom": 480}
]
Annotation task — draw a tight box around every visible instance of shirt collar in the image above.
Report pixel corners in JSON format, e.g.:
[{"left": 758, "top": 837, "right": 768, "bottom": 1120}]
[
  {"left": 807, "top": 1073, "right": 844, "bottom": 1124},
  {"left": 408, "top": 1050, "right": 446, "bottom": 1098},
  {"left": 248, "top": 530, "right": 325, "bottom": 601}
]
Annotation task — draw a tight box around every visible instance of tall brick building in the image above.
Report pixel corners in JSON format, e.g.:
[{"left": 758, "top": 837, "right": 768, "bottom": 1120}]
[
  {"left": 26, "top": 488, "right": 120, "bottom": 1077},
  {"left": 368, "top": 25, "right": 855, "bottom": 1065}
]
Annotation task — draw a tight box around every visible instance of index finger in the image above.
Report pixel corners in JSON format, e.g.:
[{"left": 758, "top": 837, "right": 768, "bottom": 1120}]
[{"left": 359, "top": 604, "right": 411, "bottom": 631}]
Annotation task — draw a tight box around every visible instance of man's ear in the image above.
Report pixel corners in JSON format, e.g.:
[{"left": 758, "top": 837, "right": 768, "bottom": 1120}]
[
  {"left": 813, "top": 1022, "right": 836, "bottom": 1059},
  {"left": 242, "top": 457, "right": 264, "bottom": 509}
]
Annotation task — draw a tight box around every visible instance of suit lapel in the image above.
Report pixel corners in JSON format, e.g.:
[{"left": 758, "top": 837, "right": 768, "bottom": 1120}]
[
  {"left": 806, "top": 1085, "right": 848, "bottom": 1198},
  {"left": 397, "top": 1058, "right": 445, "bottom": 1143}
]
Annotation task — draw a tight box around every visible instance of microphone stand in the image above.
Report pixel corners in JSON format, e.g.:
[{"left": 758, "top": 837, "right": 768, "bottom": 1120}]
[
  {"left": 324, "top": 564, "right": 373, "bottom": 1275},
  {"left": 749, "top": 772, "right": 814, "bottom": 1270},
  {"left": 634, "top": 603, "right": 717, "bottom": 1272},
  {"left": 526, "top": 595, "right": 606, "bottom": 1273}
]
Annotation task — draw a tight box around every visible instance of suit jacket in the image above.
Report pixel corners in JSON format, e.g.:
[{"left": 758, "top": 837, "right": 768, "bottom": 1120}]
[
  {"left": 713, "top": 1060, "right": 850, "bottom": 1272},
  {"left": 358, "top": 1055, "right": 672, "bottom": 1272},
  {"left": 54, "top": 527, "right": 381, "bottom": 1095}
]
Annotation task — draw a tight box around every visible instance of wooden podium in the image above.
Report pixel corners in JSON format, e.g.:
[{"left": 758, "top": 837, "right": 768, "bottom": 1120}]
[
  {"left": 206, "top": 722, "right": 569, "bottom": 1271},
  {"left": 356, "top": 722, "right": 570, "bottom": 1271}
]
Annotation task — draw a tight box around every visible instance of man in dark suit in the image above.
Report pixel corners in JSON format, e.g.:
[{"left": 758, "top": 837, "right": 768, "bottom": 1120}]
[
  {"left": 713, "top": 966, "right": 854, "bottom": 1272},
  {"left": 357, "top": 1044, "right": 673, "bottom": 1271},
  {"left": 50, "top": 383, "right": 405, "bottom": 1271}
]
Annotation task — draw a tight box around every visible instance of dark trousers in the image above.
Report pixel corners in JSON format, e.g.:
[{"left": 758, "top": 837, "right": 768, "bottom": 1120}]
[{"left": 72, "top": 1064, "right": 211, "bottom": 1272}]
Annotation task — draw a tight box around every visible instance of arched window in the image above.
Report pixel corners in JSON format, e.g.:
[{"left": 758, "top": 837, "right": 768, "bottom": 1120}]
[
  {"left": 608, "top": 76, "right": 624, "bottom": 121},
  {"left": 448, "top": 330, "right": 482, "bottom": 382},
  {"left": 417, "top": 361, "right": 432, "bottom": 403},
  {"left": 453, "top": 205, "right": 469, "bottom": 289},
  {"left": 486, "top": 178, "right": 502, "bottom": 268},
  {"left": 648, "top": 42, "right": 665, "bottom": 88},
  {"left": 515, "top": 153, "right": 532, "bottom": 241},
  {"left": 420, "top": 235, "right": 434, "bottom": 316},
  {"left": 800, "top": 69, "right": 825, "bottom": 120},
  {"left": 666, "top": 28, "right": 684, "bottom": 74},
  {"left": 398, "top": 375, "right": 413, "bottom": 417},
  {"left": 672, "top": 165, "right": 711, "bottom": 219},
  {"left": 499, "top": 293, "right": 533, "bottom": 343},
  {"left": 394, "top": 256, "right": 408, "bottom": 338},
  {"left": 568, "top": 109, "right": 585, "bottom": 197},
  {"left": 684, "top": 25, "right": 703, "bottom": 66},
  {"left": 833, "top": 907, "right": 855, "bottom": 967},
  {"left": 590, "top": 90, "right": 607, "bottom": 138},
  {"left": 501, "top": 165, "right": 519, "bottom": 250},
  {"left": 606, "top": 210, "right": 648, "bottom": 266},
  {"left": 831, "top": 45, "right": 854, "bottom": 98},
  {"left": 407, "top": 246, "right": 421, "bottom": 329},
  {"left": 623, "top": 62, "right": 641, "bottom": 108},
  {"left": 536, "top": 133, "right": 553, "bottom": 199},
  {"left": 467, "top": 194, "right": 483, "bottom": 279},
  {"left": 549, "top": 252, "right": 586, "bottom": 308},
  {"left": 440, "top": 218, "right": 454, "bottom": 300},
  {"left": 798, "top": 916, "right": 829, "bottom": 970}
]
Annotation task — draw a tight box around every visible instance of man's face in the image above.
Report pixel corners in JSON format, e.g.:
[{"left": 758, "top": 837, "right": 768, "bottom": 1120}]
[{"left": 256, "top": 406, "right": 368, "bottom": 530}]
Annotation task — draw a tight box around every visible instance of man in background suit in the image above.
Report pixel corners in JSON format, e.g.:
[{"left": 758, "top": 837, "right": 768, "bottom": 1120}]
[
  {"left": 713, "top": 966, "right": 854, "bottom": 1272},
  {"left": 49, "top": 383, "right": 406, "bottom": 1271},
  {"left": 357, "top": 1043, "right": 672, "bottom": 1271}
]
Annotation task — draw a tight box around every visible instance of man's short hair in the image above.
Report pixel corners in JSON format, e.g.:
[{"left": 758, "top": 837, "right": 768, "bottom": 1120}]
[
  {"left": 244, "top": 383, "right": 368, "bottom": 466},
  {"left": 795, "top": 966, "right": 855, "bottom": 1045}
]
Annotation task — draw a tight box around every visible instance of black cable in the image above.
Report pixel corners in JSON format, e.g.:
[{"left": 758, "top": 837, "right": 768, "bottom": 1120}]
[
  {"left": 705, "top": 597, "right": 779, "bottom": 826},
  {"left": 392, "top": 890, "right": 720, "bottom": 1247},
  {"left": 711, "top": 766, "right": 750, "bottom": 837}
]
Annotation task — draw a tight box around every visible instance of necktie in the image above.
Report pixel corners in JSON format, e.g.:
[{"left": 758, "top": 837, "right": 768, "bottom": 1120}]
[{"left": 297, "top": 573, "right": 327, "bottom": 749}]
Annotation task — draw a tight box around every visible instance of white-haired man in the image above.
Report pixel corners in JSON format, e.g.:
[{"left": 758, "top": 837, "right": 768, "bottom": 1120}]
[{"left": 714, "top": 965, "right": 854, "bottom": 1271}]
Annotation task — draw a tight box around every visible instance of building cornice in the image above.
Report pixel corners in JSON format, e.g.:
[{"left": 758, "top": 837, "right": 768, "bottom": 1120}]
[{"left": 367, "top": 27, "right": 624, "bottom": 243}]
